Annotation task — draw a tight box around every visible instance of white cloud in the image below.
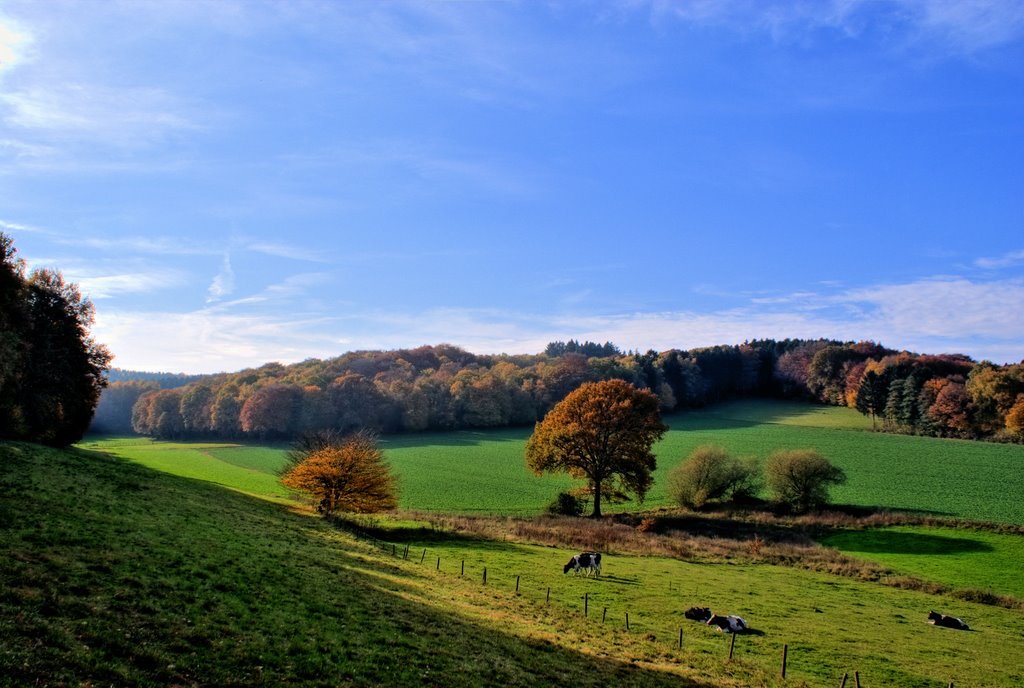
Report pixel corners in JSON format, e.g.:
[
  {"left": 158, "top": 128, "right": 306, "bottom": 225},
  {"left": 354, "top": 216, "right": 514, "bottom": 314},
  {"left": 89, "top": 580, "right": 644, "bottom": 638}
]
[
  {"left": 0, "top": 85, "right": 199, "bottom": 146},
  {"left": 92, "top": 272, "right": 1024, "bottom": 374},
  {"left": 206, "top": 255, "right": 235, "bottom": 303},
  {"left": 93, "top": 308, "right": 344, "bottom": 374},
  {"left": 975, "top": 249, "right": 1024, "bottom": 270},
  {"left": 0, "top": 218, "right": 44, "bottom": 234},
  {"left": 73, "top": 270, "right": 187, "bottom": 300}
]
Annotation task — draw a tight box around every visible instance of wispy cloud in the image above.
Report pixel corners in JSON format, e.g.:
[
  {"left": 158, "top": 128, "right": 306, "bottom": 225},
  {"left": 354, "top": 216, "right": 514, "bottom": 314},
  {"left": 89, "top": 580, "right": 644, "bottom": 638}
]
[
  {"left": 73, "top": 270, "right": 188, "bottom": 300},
  {"left": 206, "top": 254, "right": 235, "bottom": 303},
  {"left": 635, "top": 0, "right": 1024, "bottom": 55},
  {"left": 246, "top": 241, "right": 333, "bottom": 263},
  {"left": 975, "top": 249, "right": 1024, "bottom": 270},
  {"left": 91, "top": 273, "right": 1024, "bottom": 374},
  {"left": 0, "top": 218, "right": 44, "bottom": 234},
  {"left": 0, "top": 85, "right": 200, "bottom": 146}
]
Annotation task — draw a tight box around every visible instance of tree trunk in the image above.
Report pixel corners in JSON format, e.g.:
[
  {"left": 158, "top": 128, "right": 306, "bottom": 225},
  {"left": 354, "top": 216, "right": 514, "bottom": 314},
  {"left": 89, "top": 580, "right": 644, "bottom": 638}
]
[{"left": 591, "top": 483, "right": 602, "bottom": 518}]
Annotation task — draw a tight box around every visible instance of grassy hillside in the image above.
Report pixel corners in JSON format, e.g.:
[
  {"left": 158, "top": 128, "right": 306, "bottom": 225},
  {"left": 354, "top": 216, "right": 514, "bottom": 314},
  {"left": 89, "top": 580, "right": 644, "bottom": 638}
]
[
  {"left": 0, "top": 441, "right": 745, "bottom": 687},
  {"left": 5, "top": 440, "right": 1024, "bottom": 686}
]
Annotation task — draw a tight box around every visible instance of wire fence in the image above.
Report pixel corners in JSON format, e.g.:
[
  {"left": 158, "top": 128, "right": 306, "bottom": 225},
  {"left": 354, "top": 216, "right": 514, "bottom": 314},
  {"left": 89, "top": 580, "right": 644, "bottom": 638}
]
[{"left": 351, "top": 532, "right": 960, "bottom": 688}]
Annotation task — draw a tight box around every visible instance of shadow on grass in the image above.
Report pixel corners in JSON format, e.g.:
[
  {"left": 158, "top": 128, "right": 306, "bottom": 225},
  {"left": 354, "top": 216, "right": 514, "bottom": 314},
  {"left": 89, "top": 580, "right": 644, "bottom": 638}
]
[
  {"left": 4, "top": 442, "right": 723, "bottom": 688},
  {"left": 821, "top": 530, "right": 994, "bottom": 555},
  {"left": 381, "top": 426, "right": 534, "bottom": 448}
]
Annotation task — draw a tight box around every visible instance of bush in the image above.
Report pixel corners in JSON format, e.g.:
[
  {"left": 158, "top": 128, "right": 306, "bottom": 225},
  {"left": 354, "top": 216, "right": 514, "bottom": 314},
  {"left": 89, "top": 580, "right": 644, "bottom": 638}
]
[
  {"left": 546, "top": 491, "right": 586, "bottom": 517},
  {"left": 281, "top": 431, "right": 398, "bottom": 515},
  {"left": 764, "top": 449, "right": 846, "bottom": 513},
  {"left": 667, "top": 445, "right": 760, "bottom": 509}
]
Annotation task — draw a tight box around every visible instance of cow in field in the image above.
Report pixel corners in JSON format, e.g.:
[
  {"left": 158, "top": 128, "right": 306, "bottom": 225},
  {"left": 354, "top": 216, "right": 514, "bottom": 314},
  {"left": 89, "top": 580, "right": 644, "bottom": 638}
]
[
  {"left": 684, "top": 606, "right": 712, "bottom": 622},
  {"left": 707, "top": 614, "right": 748, "bottom": 633},
  {"left": 563, "top": 551, "right": 602, "bottom": 577},
  {"left": 928, "top": 610, "right": 969, "bottom": 630}
]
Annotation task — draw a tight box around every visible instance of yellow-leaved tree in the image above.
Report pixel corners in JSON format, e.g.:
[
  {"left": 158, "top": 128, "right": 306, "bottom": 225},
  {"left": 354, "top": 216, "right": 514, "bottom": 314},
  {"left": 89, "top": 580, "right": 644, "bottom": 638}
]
[{"left": 282, "top": 431, "right": 398, "bottom": 515}]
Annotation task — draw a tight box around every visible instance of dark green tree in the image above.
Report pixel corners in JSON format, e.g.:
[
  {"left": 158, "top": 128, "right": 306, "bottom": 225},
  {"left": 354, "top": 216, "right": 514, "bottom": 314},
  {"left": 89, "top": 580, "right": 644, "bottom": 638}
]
[
  {"left": 1, "top": 235, "right": 111, "bottom": 446},
  {"left": 856, "top": 370, "right": 887, "bottom": 429}
]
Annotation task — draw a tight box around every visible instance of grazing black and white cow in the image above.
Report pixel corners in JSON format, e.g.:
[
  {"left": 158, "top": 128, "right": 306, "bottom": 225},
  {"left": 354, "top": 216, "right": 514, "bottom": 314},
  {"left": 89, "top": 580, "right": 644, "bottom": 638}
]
[
  {"left": 928, "top": 610, "right": 969, "bottom": 630},
  {"left": 707, "top": 613, "right": 748, "bottom": 633},
  {"left": 563, "top": 551, "right": 602, "bottom": 577},
  {"left": 684, "top": 606, "right": 713, "bottom": 622}
]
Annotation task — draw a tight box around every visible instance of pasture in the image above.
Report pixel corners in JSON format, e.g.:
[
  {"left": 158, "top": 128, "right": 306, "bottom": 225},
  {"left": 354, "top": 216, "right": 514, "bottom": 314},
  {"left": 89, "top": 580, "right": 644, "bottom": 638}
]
[
  {"left": 4, "top": 439, "right": 1024, "bottom": 687},
  {"left": 80, "top": 399, "right": 1024, "bottom": 608},
  {"left": 375, "top": 531, "right": 1024, "bottom": 687}
]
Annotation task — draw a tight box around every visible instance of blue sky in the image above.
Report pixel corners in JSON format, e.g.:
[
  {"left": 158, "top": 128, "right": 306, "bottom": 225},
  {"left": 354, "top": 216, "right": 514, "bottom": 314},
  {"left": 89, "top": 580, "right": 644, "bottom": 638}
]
[{"left": 1, "top": 0, "right": 1022, "bottom": 373}]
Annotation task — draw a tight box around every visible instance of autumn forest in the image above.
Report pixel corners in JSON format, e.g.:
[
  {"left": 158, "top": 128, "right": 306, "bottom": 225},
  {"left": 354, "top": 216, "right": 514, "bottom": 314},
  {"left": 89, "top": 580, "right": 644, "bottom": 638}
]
[{"left": 98, "top": 339, "right": 1024, "bottom": 444}]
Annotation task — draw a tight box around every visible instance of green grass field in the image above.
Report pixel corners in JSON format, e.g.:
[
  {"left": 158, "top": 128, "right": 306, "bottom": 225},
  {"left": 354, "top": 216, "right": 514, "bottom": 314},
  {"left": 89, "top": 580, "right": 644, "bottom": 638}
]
[
  {"left": 78, "top": 399, "right": 1024, "bottom": 608},
  {"left": 5, "top": 440, "right": 1024, "bottom": 687},
  {"left": 83, "top": 399, "right": 1024, "bottom": 523},
  {"left": 820, "top": 526, "right": 1024, "bottom": 600}
]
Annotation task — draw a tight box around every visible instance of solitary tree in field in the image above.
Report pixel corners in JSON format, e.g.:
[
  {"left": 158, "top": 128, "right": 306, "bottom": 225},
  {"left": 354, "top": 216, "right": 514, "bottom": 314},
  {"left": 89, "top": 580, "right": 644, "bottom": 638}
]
[
  {"left": 525, "top": 379, "right": 667, "bottom": 518},
  {"left": 281, "top": 431, "right": 398, "bottom": 515}
]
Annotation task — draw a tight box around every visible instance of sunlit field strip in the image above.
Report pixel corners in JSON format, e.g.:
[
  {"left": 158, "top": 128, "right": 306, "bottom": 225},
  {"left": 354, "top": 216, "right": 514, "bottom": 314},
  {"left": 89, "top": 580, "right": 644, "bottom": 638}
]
[{"left": 819, "top": 526, "right": 1024, "bottom": 599}]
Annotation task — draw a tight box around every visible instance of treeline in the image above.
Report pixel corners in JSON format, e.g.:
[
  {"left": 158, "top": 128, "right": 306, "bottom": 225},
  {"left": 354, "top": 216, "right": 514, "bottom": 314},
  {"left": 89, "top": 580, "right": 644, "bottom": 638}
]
[
  {"left": 1, "top": 233, "right": 111, "bottom": 446},
  {"left": 109, "top": 338, "right": 1024, "bottom": 443}
]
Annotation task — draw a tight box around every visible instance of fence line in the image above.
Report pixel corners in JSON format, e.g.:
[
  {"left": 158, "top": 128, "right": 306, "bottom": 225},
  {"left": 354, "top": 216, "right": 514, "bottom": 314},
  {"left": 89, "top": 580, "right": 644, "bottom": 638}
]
[{"left": 362, "top": 534, "right": 905, "bottom": 687}]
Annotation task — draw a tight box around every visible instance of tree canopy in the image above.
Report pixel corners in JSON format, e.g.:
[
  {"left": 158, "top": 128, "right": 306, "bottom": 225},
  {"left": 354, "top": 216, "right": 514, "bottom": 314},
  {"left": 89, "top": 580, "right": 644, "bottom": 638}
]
[
  {"left": 524, "top": 379, "right": 667, "bottom": 517},
  {"left": 0, "top": 232, "right": 111, "bottom": 446},
  {"left": 281, "top": 431, "right": 398, "bottom": 515}
]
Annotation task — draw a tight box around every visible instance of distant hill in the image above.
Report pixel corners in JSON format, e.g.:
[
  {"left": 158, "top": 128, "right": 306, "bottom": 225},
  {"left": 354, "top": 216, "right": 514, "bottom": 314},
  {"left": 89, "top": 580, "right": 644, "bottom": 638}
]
[{"left": 105, "top": 368, "right": 210, "bottom": 389}]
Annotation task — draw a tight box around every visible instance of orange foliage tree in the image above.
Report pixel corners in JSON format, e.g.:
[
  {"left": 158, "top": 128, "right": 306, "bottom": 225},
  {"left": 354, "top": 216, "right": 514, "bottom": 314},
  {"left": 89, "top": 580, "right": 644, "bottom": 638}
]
[
  {"left": 1005, "top": 395, "right": 1024, "bottom": 436},
  {"left": 525, "top": 379, "right": 667, "bottom": 518},
  {"left": 281, "top": 431, "right": 398, "bottom": 515}
]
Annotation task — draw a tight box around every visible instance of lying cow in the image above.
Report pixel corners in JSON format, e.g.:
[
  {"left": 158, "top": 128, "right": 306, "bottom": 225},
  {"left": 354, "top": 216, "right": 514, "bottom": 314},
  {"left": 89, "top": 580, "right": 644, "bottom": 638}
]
[
  {"left": 707, "top": 613, "right": 748, "bottom": 633},
  {"left": 684, "top": 606, "right": 712, "bottom": 622},
  {"left": 563, "top": 551, "right": 602, "bottom": 577},
  {"left": 928, "top": 610, "right": 969, "bottom": 630}
]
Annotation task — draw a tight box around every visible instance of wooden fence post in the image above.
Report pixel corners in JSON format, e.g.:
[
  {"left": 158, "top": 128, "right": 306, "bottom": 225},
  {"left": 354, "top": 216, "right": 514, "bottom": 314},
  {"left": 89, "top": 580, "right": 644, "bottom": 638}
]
[
  {"left": 516, "top": 575, "right": 520, "bottom": 593},
  {"left": 603, "top": 607, "right": 608, "bottom": 624},
  {"left": 626, "top": 612, "right": 630, "bottom": 630},
  {"left": 436, "top": 557, "right": 440, "bottom": 571},
  {"left": 678, "top": 628, "right": 683, "bottom": 650},
  {"left": 780, "top": 644, "right": 787, "bottom": 678},
  {"left": 584, "top": 592, "right": 589, "bottom": 617},
  {"left": 855, "top": 671, "right": 861, "bottom": 688},
  {"left": 483, "top": 567, "right": 487, "bottom": 585},
  {"left": 839, "top": 672, "right": 848, "bottom": 687},
  {"left": 461, "top": 560, "right": 465, "bottom": 577},
  {"left": 546, "top": 587, "right": 550, "bottom": 604},
  {"left": 392, "top": 544, "right": 396, "bottom": 556}
]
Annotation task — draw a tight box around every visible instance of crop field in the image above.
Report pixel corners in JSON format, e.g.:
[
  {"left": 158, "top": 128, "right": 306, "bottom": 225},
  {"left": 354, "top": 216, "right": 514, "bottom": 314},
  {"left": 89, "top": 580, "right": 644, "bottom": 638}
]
[{"left": 83, "top": 399, "right": 1024, "bottom": 523}]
